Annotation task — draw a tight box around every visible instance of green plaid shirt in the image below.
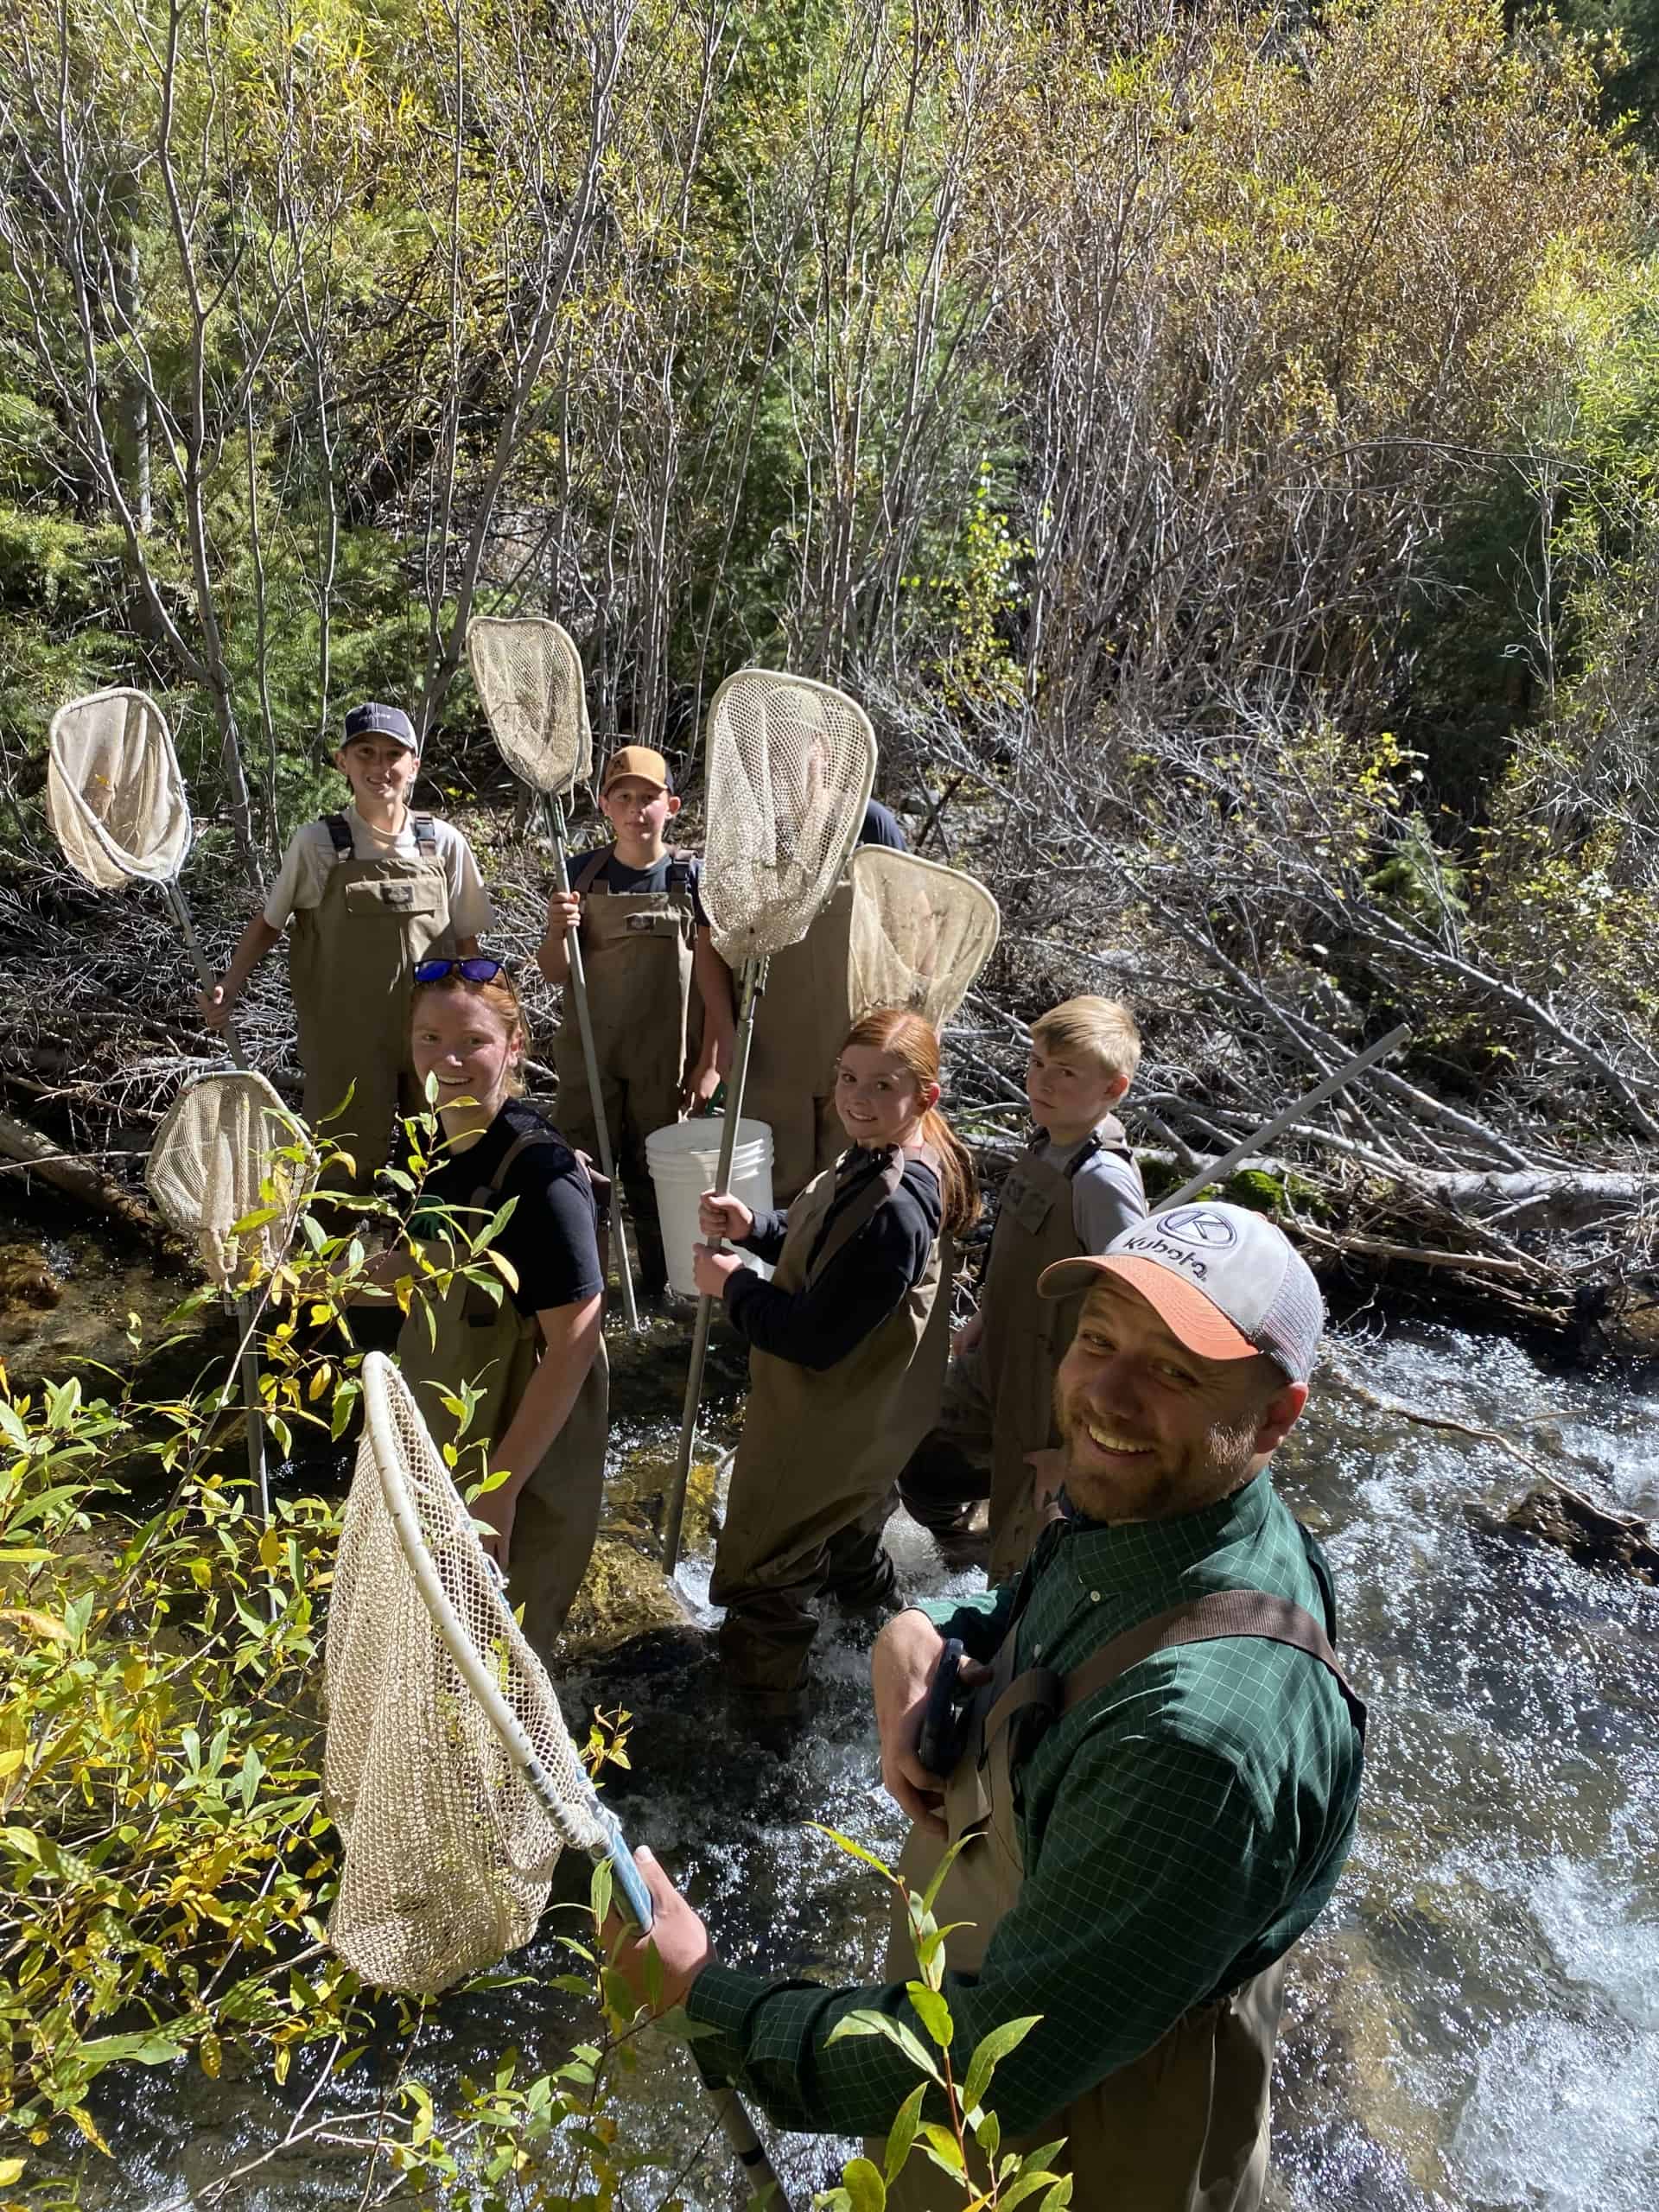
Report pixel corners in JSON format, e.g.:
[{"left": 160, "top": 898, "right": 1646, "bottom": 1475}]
[{"left": 683, "top": 1471, "right": 1364, "bottom": 2136}]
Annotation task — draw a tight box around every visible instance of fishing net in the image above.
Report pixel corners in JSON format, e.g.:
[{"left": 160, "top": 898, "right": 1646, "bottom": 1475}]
[
  {"left": 146, "top": 1072, "right": 317, "bottom": 1294},
  {"left": 48, "top": 688, "right": 193, "bottom": 890},
  {"left": 701, "top": 668, "right": 876, "bottom": 969},
  {"left": 848, "top": 848, "right": 1001, "bottom": 1031},
  {"left": 324, "top": 1352, "right": 612, "bottom": 1997},
  {"left": 467, "top": 615, "right": 593, "bottom": 797}
]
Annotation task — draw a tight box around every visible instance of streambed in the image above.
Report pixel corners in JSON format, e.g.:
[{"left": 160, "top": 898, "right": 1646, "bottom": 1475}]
[{"left": 11, "top": 1213, "right": 1656, "bottom": 2212}]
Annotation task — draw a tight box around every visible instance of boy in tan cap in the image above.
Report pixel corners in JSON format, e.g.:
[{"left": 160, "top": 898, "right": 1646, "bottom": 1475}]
[
  {"left": 537, "top": 743, "right": 734, "bottom": 1297},
  {"left": 899, "top": 994, "right": 1147, "bottom": 1579},
  {"left": 200, "top": 702, "right": 493, "bottom": 1192}
]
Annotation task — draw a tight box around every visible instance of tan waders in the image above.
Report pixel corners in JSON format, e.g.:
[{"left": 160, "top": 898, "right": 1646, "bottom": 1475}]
[
  {"left": 710, "top": 1146, "right": 950, "bottom": 1698},
  {"left": 744, "top": 880, "right": 855, "bottom": 1204},
  {"left": 554, "top": 849, "right": 699, "bottom": 1294},
  {"left": 396, "top": 1133, "right": 609, "bottom": 1657},
  {"left": 899, "top": 1122, "right": 1135, "bottom": 1582},
  {"left": 880, "top": 1591, "right": 1367, "bottom": 2212},
  {"left": 290, "top": 815, "right": 456, "bottom": 1196}
]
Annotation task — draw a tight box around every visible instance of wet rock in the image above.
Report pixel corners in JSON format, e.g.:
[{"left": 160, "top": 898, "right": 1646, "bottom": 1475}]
[
  {"left": 0, "top": 1240, "right": 62, "bottom": 1338},
  {"left": 556, "top": 1526, "right": 697, "bottom": 1660},
  {"left": 1471, "top": 1485, "right": 1658, "bottom": 1584}
]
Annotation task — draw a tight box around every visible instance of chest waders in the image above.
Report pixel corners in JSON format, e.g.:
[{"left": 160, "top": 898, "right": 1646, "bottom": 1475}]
[
  {"left": 395, "top": 1132, "right": 610, "bottom": 1659},
  {"left": 981, "top": 1120, "right": 1134, "bottom": 1583},
  {"left": 744, "top": 878, "right": 855, "bottom": 1204},
  {"left": 881, "top": 1582, "right": 1369, "bottom": 2212},
  {"left": 711, "top": 1146, "right": 952, "bottom": 1699},
  {"left": 289, "top": 814, "right": 456, "bottom": 1196},
  {"left": 554, "top": 850, "right": 698, "bottom": 1294}
]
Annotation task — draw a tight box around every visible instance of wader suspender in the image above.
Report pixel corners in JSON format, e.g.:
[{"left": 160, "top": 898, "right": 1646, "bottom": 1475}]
[
  {"left": 803, "top": 1143, "right": 939, "bottom": 1287},
  {"left": 323, "top": 812, "right": 439, "bottom": 858},
  {"left": 461, "top": 1130, "right": 607, "bottom": 1323},
  {"left": 571, "top": 847, "right": 694, "bottom": 898},
  {"left": 975, "top": 1534, "right": 1369, "bottom": 1786}
]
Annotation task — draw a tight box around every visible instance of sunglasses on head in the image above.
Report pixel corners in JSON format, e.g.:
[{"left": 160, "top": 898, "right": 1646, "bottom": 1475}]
[{"left": 413, "top": 957, "right": 507, "bottom": 985}]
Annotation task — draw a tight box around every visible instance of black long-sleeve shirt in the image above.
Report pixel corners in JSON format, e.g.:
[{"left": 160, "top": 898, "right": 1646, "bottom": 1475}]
[{"left": 722, "top": 1148, "right": 941, "bottom": 1370}]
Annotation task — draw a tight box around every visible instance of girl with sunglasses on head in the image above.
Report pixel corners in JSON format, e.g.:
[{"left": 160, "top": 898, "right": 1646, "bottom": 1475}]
[
  {"left": 394, "top": 957, "right": 609, "bottom": 1653},
  {"left": 692, "top": 1006, "right": 977, "bottom": 1720}
]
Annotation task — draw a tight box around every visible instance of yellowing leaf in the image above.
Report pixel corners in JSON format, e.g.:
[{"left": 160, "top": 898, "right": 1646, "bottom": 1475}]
[{"left": 258, "top": 1528, "right": 283, "bottom": 1572}]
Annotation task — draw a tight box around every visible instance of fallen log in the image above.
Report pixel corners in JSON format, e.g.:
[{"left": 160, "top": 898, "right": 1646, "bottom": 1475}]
[{"left": 0, "top": 1109, "right": 156, "bottom": 1235}]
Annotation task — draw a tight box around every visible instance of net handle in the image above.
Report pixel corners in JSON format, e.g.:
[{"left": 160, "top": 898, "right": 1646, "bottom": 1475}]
[
  {"left": 662, "top": 958, "right": 766, "bottom": 1574},
  {"left": 545, "top": 795, "right": 641, "bottom": 1332},
  {"left": 1163, "top": 1024, "right": 1411, "bottom": 1209}
]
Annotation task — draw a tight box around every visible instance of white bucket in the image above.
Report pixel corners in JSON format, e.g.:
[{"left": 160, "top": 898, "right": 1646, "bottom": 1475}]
[{"left": 645, "top": 1116, "right": 775, "bottom": 1300}]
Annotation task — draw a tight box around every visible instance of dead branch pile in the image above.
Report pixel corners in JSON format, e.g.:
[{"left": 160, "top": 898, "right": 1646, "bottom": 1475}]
[{"left": 876, "top": 688, "right": 1659, "bottom": 1346}]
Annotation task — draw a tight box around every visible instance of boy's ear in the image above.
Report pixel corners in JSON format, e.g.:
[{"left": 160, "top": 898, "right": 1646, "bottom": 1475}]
[
  {"left": 1105, "top": 1071, "right": 1131, "bottom": 1103},
  {"left": 664, "top": 792, "right": 682, "bottom": 816}
]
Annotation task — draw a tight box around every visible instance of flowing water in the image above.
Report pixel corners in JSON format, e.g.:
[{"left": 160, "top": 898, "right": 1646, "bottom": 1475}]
[{"left": 11, "top": 1219, "right": 1657, "bottom": 2212}]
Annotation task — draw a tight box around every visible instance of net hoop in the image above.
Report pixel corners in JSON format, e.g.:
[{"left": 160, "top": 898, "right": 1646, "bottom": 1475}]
[
  {"left": 700, "top": 668, "right": 876, "bottom": 969},
  {"left": 146, "top": 1071, "right": 318, "bottom": 1294},
  {"left": 848, "top": 847, "right": 1001, "bottom": 1031},
  {"left": 48, "top": 687, "right": 193, "bottom": 889},
  {"left": 467, "top": 615, "right": 593, "bottom": 797}
]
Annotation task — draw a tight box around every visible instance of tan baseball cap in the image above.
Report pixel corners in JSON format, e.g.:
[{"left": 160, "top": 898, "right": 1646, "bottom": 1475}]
[{"left": 601, "top": 743, "right": 671, "bottom": 795}]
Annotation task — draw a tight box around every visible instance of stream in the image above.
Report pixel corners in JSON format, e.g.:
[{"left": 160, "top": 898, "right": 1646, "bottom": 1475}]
[{"left": 9, "top": 1211, "right": 1658, "bottom": 2212}]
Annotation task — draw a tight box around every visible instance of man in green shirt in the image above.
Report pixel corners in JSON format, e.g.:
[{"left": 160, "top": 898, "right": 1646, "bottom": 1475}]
[{"left": 612, "top": 1204, "right": 1366, "bottom": 2210}]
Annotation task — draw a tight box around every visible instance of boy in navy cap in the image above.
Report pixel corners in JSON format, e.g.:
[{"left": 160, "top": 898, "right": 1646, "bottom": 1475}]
[{"left": 200, "top": 702, "right": 493, "bottom": 1192}]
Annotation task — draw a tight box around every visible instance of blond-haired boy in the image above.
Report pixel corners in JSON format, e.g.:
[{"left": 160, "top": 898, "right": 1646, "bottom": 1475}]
[{"left": 898, "top": 995, "right": 1147, "bottom": 1580}]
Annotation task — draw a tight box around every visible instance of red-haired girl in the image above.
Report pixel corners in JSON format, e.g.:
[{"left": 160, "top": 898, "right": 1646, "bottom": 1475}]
[{"left": 693, "top": 1007, "right": 977, "bottom": 1713}]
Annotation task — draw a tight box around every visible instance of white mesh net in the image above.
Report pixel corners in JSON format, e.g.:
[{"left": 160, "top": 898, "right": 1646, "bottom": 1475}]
[
  {"left": 702, "top": 669, "right": 876, "bottom": 967},
  {"left": 146, "top": 1073, "right": 318, "bottom": 1294},
  {"left": 48, "top": 688, "right": 192, "bottom": 889},
  {"left": 324, "top": 1353, "right": 610, "bottom": 1997},
  {"left": 467, "top": 616, "right": 593, "bottom": 796},
  {"left": 848, "top": 849, "right": 1001, "bottom": 1030}
]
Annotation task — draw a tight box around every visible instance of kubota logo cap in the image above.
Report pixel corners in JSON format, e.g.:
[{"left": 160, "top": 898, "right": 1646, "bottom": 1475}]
[{"left": 1038, "top": 1201, "right": 1324, "bottom": 1383}]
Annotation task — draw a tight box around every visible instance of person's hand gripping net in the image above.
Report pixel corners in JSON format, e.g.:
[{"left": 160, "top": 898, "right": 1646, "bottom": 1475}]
[
  {"left": 871, "top": 1608, "right": 991, "bottom": 1840},
  {"left": 691, "top": 1188, "right": 752, "bottom": 1299}
]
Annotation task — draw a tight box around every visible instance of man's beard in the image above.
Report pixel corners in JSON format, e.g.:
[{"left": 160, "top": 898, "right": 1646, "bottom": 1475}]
[{"left": 1054, "top": 1390, "right": 1263, "bottom": 1523}]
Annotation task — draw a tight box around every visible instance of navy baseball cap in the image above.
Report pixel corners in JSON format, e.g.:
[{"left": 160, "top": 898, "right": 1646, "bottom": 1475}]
[{"left": 340, "top": 702, "right": 417, "bottom": 754}]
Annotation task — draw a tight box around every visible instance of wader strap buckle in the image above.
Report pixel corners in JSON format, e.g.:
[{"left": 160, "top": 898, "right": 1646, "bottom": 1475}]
[
  {"left": 324, "top": 813, "right": 353, "bottom": 858},
  {"left": 412, "top": 814, "right": 437, "bottom": 856}
]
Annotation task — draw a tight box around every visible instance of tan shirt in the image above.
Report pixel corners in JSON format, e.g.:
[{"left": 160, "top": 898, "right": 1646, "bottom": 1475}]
[{"left": 262, "top": 804, "right": 493, "bottom": 936}]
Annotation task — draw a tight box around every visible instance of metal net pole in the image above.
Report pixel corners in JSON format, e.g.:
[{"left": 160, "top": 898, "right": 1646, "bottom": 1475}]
[
  {"left": 662, "top": 957, "right": 766, "bottom": 1574},
  {"left": 544, "top": 795, "right": 640, "bottom": 1332},
  {"left": 164, "top": 880, "right": 249, "bottom": 1071}
]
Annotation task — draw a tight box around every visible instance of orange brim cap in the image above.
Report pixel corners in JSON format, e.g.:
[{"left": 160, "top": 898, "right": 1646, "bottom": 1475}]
[{"left": 1038, "top": 1253, "right": 1258, "bottom": 1362}]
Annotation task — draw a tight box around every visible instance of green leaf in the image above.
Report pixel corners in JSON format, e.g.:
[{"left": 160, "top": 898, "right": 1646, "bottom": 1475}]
[
  {"left": 824, "top": 2009, "right": 943, "bottom": 2084},
  {"left": 810, "top": 1822, "right": 897, "bottom": 1879},
  {"left": 906, "top": 1980, "right": 952, "bottom": 2050},
  {"left": 839, "top": 2155, "right": 886, "bottom": 2212},
  {"left": 917, "top": 2121, "right": 964, "bottom": 2173},
  {"left": 882, "top": 2082, "right": 927, "bottom": 2184},
  {"left": 962, "top": 2013, "right": 1042, "bottom": 2113}
]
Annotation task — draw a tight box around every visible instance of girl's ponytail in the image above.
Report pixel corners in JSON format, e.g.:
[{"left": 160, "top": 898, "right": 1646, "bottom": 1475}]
[{"left": 837, "top": 1007, "right": 979, "bottom": 1240}]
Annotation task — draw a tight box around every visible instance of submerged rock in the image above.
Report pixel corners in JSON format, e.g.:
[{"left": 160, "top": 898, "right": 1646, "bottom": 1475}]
[{"left": 1472, "top": 1485, "right": 1659, "bottom": 1585}]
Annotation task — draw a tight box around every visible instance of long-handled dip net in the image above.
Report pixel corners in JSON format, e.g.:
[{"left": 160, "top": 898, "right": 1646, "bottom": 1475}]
[
  {"left": 326, "top": 1352, "right": 788, "bottom": 2202},
  {"left": 847, "top": 847, "right": 1001, "bottom": 1031},
  {"left": 466, "top": 616, "right": 639, "bottom": 1331},
  {"left": 48, "top": 687, "right": 250, "bottom": 1069},
  {"left": 147, "top": 1071, "right": 318, "bottom": 1543},
  {"left": 662, "top": 669, "right": 876, "bottom": 1571}
]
